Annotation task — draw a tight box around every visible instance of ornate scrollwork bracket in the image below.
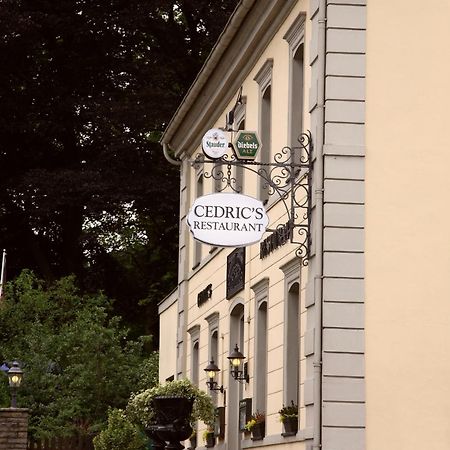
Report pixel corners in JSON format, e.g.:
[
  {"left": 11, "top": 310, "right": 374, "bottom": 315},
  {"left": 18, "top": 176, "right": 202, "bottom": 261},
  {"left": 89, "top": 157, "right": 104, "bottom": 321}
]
[{"left": 190, "top": 131, "right": 313, "bottom": 265}]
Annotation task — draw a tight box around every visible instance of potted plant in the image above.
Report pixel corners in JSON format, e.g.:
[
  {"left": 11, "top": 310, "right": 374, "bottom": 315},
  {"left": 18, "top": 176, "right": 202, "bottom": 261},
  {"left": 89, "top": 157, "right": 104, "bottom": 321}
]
[
  {"left": 278, "top": 401, "right": 298, "bottom": 436},
  {"left": 202, "top": 427, "right": 215, "bottom": 448},
  {"left": 127, "top": 379, "right": 215, "bottom": 446},
  {"left": 244, "top": 411, "right": 265, "bottom": 441}
]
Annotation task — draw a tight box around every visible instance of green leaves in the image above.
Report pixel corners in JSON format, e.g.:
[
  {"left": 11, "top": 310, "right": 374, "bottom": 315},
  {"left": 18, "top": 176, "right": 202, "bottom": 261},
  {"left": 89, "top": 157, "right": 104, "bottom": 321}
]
[
  {"left": 0, "top": 271, "right": 158, "bottom": 439},
  {"left": 93, "top": 409, "right": 148, "bottom": 450}
]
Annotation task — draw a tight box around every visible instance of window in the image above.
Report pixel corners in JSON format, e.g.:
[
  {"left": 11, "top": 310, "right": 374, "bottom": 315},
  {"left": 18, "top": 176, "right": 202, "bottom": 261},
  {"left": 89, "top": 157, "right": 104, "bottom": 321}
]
[
  {"left": 254, "top": 59, "right": 273, "bottom": 204},
  {"left": 284, "top": 14, "right": 306, "bottom": 163},
  {"left": 193, "top": 169, "right": 203, "bottom": 268},
  {"left": 187, "top": 325, "right": 200, "bottom": 386},
  {"left": 228, "top": 301, "right": 245, "bottom": 450},
  {"left": 234, "top": 97, "right": 246, "bottom": 193},
  {"left": 252, "top": 278, "right": 269, "bottom": 413},
  {"left": 281, "top": 259, "right": 301, "bottom": 414},
  {"left": 206, "top": 312, "right": 220, "bottom": 403},
  {"left": 192, "top": 341, "right": 199, "bottom": 386}
]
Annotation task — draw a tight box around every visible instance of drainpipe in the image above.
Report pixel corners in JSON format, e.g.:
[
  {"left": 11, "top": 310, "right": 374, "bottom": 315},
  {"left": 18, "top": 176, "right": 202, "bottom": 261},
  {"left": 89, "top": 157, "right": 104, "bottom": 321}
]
[
  {"left": 162, "top": 142, "right": 182, "bottom": 166},
  {"left": 313, "top": 1, "right": 326, "bottom": 450}
]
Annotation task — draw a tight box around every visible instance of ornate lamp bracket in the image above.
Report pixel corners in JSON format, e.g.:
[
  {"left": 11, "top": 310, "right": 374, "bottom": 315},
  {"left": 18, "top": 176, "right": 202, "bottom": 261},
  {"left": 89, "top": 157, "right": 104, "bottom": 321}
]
[{"left": 190, "top": 132, "right": 313, "bottom": 265}]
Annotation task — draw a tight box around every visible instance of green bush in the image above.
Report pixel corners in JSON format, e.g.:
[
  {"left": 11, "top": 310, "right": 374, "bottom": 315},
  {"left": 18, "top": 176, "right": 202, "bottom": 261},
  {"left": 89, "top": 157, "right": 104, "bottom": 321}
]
[{"left": 93, "top": 409, "right": 148, "bottom": 450}]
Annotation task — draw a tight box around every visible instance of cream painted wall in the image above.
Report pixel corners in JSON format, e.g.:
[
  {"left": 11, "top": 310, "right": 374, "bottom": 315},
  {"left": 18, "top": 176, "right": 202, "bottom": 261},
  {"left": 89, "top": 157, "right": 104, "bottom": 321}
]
[
  {"left": 366, "top": 1, "right": 450, "bottom": 448},
  {"left": 159, "top": 299, "right": 178, "bottom": 383},
  {"left": 182, "top": 1, "right": 311, "bottom": 443}
]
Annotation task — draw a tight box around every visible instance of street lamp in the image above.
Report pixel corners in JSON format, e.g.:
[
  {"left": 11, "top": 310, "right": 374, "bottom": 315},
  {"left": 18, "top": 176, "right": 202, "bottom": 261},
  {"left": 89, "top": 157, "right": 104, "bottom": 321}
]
[
  {"left": 227, "top": 345, "right": 249, "bottom": 383},
  {"left": 7, "top": 361, "right": 23, "bottom": 408},
  {"left": 204, "top": 359, "right": 224, "bottom": 393}
]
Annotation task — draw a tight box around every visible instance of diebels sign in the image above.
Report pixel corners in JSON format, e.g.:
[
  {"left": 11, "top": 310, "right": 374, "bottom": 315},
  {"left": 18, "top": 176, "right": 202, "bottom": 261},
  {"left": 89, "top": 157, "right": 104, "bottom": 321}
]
[
  {"left": 187, "top": 193, "right": 269, "bottom": 247},
  {"left": 234, "top": 131, "right": 261, "bottom": 160}
]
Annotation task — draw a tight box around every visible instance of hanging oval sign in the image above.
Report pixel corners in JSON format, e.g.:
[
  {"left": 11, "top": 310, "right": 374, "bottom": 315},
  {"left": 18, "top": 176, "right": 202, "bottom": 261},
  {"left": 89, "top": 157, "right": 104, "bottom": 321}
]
[
  {"left": 201, "top": 128, "right": 228, "bottom": 159},
  {"left": 187, "top": 193, "right": 269, "bottom": 247}
]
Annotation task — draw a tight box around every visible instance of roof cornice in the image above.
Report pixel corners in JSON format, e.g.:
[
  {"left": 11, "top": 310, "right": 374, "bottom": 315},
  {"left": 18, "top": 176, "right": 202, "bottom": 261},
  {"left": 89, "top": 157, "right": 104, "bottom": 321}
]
[{"left": 161, "top": 0, "right": 297, "bottom": 157}]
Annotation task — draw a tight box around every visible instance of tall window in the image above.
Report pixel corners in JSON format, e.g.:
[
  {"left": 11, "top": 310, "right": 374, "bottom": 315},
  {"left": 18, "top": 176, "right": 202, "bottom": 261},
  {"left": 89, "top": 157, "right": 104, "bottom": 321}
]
[
  {"left": 206, "top": 312, "right": 220, "bottom": 403},
  {"left": 193, "top": 170, "right": 203, "bottom": 268},
  {"left": 290, "top": 44, "right": 304, "bottom": 147},
  {"left": 188, "top": 325, "right": 200, "bottom": 386},
  {"left": 192, "top": 341, "right": 199, "bottom": 386},
  {"left": 281, "top": 259, "right": 301, "bottom": 414},
  {"left": 252, "top": 278, "right": 269, "bottom": 414},
  {"left": 284, "top": 14, "right": 306, "bottom": 161},
  {"left": 284, "top": 282, "right": 300, "bottom": 405},
  {"left": 234, "top": 97, "right": 246, "bottom": 193},
  {"left": 228, "top": 302, "right": 245, "bottom": 450},
  {"left": 254, "top": 59, "right": 273, "bottom": 204}
]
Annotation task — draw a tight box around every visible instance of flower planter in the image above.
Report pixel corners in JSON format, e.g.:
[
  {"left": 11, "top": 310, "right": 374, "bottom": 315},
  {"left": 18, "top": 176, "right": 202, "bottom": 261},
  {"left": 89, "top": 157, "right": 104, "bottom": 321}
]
[
  {"left": 146, "top": 396, "right": 194, "bottom": 449},
  {"left": 204, "top": 432, "right": 215, "bottom": 448},
  {"left": 251, "top": 421, "right": 265, "bottom": 441},
  {"left": 189, "top": 435, "right": 197, "bottom": 449},
  {"left": 281, "top": 416, "right": 298, "bottom": 437}
]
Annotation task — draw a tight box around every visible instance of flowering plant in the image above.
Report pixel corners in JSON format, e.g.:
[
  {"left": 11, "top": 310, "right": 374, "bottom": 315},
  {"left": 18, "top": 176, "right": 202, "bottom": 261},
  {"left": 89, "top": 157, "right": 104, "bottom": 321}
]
[
  {"left": 126, "top": 379, "right": 215, "bottom": 429},
  {"left": 244, "top": 411, "right": 265, "bottom": 431},
  {"left": 278, "top": 401, "right": 298, "bottom": 422}
]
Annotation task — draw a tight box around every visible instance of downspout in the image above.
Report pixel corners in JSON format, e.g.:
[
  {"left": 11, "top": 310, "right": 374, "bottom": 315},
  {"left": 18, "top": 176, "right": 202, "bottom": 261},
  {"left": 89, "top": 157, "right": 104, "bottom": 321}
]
[
  {"left": 313, "top": 1, "right": 326, "bottom": 450},
  {"left": 162, "top": 142, "right": 182, "bottom": 166}
]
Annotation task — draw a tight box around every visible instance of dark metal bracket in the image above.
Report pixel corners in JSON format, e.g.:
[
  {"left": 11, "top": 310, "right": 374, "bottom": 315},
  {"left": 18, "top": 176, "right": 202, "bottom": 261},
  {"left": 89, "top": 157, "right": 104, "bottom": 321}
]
[{"left": 190, "top": 132, "right": 313, "bottom": 265}]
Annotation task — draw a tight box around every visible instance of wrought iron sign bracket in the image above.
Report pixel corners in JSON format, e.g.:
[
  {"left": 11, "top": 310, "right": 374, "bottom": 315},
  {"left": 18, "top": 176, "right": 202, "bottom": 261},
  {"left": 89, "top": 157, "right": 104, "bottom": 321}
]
[{"left": 190, "top": 132, "right": 313, "bottom": 265}]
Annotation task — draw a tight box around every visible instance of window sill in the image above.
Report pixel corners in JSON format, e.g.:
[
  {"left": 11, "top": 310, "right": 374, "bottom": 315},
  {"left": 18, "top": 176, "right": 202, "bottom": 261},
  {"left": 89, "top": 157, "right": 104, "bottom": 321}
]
[{"left": 241, "top": 428, "right": 313, "bottom": 448}]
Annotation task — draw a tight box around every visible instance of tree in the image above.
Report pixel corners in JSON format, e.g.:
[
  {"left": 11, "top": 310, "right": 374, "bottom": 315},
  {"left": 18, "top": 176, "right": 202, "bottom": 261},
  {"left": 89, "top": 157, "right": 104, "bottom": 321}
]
[
  {"left": 0, "top": 0, "right": 238, "bottom": 337},
  {"left": 0, "top": 271, "right": 158, "bottom": 439}
]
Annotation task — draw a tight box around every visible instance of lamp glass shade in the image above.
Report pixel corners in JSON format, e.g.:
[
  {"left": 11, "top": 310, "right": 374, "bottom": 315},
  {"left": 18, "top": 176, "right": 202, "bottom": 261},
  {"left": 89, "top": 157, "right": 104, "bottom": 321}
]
[{"left": 232, "top": 358, "right": 242, "bottom": 368}]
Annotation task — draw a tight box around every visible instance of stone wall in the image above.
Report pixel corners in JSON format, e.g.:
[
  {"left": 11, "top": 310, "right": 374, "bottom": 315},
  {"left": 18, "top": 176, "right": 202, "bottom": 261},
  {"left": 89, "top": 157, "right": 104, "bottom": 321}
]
[{"left": 0, "top": 408, "right": 29, "bottom": 450}]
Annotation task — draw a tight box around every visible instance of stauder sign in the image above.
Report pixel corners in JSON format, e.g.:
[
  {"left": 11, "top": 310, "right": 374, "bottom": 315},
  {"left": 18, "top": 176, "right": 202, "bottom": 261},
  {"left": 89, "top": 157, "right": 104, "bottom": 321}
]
[
  {"left": 233, "top": 131, "right": 261, "bottom": 160},
  {"left": 187, "top": 193, "right": 269, "bottom": 247},
  {"left": 202, "top": 128, "right": 228, "bottom": 159}
]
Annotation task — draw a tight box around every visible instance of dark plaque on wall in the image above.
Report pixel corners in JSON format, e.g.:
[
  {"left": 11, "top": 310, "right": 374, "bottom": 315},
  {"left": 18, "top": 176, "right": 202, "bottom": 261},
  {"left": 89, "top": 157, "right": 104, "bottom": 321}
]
[
  {"left": 239, "top": 398, "right": 252, "bottom": 432},
  {"left": 226, "top": 247, "right": 246, "bottom": 299}
]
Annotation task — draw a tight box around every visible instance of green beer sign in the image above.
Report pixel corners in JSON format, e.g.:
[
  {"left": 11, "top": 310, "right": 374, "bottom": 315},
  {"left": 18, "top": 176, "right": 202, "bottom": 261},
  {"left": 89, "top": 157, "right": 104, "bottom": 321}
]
[{"left": 233, "top": 131, "right": 261, "bottom": 160}]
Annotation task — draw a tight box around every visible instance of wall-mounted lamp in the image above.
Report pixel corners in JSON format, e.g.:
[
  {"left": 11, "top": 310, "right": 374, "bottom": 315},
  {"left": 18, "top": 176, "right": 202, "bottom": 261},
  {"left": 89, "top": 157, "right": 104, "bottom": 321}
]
[
  {"left": 227, "top": 344, "right": 249, "bottom": 383},
  {"left": 204, "top": 359, "right": 224, "bottom": 393}
]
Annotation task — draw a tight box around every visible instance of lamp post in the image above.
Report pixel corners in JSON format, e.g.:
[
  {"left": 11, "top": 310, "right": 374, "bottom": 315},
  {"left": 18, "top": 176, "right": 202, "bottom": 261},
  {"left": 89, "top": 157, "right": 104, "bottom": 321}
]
[
  {"left": 204, "top": 359, "right": 224, "bottom": 393},
  {"left": 7, "top": 361, "right": 23, "bottom": 408},
  {"left": 227, "top": 345, "right": 249, "bottom": 383}
]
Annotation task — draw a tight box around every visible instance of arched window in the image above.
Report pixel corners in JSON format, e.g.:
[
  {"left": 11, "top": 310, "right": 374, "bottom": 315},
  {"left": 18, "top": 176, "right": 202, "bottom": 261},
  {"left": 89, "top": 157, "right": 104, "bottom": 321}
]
[
  {"left": 284, "top": 282, "right": 300, "bottom": 406},
  {"left": 281, "top": 259, "right": 301, "bottom": 423},
  {"left": 254, "top": 59, "right": 273, "bottom": 204},
  {"left": 192, "top": 341, "right": 199, "bottom": 386},
  {"left": 228, "top": 302, "right": 245, "bottom": 450},
  {"left": 255, "top": 300, "right": 267, "bottom": 413}
]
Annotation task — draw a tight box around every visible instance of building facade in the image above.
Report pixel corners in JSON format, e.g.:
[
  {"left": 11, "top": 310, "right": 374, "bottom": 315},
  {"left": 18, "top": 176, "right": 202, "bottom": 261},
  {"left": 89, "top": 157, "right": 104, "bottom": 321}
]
[{"left": 159, "top": 1, "right": 450, "bottom": 450}]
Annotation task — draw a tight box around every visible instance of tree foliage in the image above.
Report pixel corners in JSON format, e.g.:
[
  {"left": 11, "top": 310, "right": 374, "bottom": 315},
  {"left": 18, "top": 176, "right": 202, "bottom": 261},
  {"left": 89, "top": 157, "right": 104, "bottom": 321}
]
[
  {"left": 93, "top": 409, "right": 149, "bottom": 450},
  {"left": 0, "top": 271, "right": 158, "bottom": 439},
  {"left": 0, "top": 0, "right": 238, "bottom": 336}
]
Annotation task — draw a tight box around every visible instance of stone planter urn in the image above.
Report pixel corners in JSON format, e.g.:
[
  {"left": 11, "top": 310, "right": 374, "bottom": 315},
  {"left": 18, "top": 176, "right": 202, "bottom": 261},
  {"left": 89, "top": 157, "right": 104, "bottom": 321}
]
[{"left": 146, "top": 396, "right": 194, "bottom": 450}]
